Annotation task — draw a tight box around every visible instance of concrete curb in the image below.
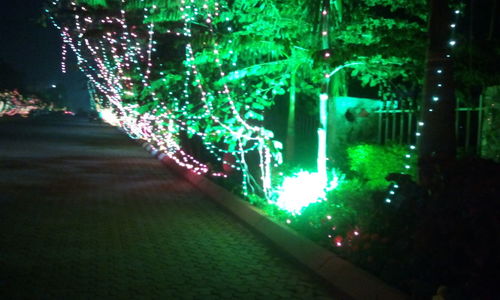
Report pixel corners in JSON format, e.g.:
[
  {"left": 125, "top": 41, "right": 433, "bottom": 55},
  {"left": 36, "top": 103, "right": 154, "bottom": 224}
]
[{"left": 140, "top": 142, "right": 409, "bottom": 300}]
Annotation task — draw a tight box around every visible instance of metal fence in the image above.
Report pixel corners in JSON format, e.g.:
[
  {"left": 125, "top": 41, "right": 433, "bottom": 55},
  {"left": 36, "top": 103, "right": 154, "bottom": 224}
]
[
  {"left": 291, "top": 97, "right": 485, "bottom": 158},
  {"left": 374, "top": 97, "right": 484, "bottom": 154}
]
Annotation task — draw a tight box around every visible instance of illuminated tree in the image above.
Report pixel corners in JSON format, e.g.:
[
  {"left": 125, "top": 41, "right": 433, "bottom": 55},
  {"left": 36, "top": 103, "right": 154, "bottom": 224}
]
[
  {"left": 47, "top": 0, "right": 285, "bottom": 198},
  {"left": 47, "top": 0, "right": 432, "bottom": 213},
  {"left": 200, "top": 0, "right": 428, "bottom": 174},
  {"left": 198, "top": 0, "right": 317, "bottom": 163},
  {"left": 0, "top": 90, "right": 55, "bottom": 117}
]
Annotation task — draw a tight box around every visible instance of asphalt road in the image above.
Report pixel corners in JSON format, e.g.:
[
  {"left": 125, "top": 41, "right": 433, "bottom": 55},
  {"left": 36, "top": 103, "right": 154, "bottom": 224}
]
[{"left": 0, "top": 116, "right": 334, "bottom": 299}]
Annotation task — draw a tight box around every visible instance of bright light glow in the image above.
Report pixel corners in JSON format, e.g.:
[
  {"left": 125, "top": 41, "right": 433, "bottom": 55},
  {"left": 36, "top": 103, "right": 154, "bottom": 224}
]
[
  {"left": 1, "top": 90, "right": 55, "bottom": 117},
  {"left": 272, "top": 170, "right": 341, "bottom": 215},
  {"left": 99, "top": 108, "right": 120, "bottom": 126}
]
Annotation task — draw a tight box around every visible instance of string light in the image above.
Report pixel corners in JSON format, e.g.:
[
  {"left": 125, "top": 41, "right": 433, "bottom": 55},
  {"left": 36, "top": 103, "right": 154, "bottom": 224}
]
[
  {"left": 384, "top": 4, "right": 461, "bottom": 206},
  {"left": 46, "top": 0, "right": 278, "bottom": 193}
]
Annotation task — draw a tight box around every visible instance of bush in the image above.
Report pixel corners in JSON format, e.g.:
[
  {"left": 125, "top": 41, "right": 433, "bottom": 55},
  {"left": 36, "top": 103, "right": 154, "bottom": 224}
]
[{"left": 347, "top": 143, "right": 416, "bottom": 189}]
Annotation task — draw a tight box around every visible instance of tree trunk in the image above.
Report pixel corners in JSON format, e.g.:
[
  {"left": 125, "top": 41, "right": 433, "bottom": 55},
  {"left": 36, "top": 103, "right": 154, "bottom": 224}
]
[
  {"left": 327, "top": 69, "right": 347, "bottom": 170},
  {"left": 317, "top": 0, "right": 330, "bottom": 183},
  {"left": 318, "top": 91, "right": 328, "bottom": 181},
  {"left": 418, "top": 0, "right": 456, "bottom": 184},
  {"left": 285, "top": 70, "right": 297, "bottom": 162}
]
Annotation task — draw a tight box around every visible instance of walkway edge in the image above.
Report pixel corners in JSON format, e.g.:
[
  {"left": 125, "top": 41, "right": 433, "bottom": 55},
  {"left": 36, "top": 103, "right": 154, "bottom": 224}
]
[{"left": 141, "top": 142, "right": 409, "bottom": 300}]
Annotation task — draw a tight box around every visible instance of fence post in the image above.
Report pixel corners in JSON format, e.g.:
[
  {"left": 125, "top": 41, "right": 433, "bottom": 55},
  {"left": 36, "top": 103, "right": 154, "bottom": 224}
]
[
  {"left": 391, "top": 102, "right": 397, "bottom": 142},
  {"left": 377, "top": 109, "right": 383, "bottom": 144},
  {"left": 399, "top": 107, "right": 405, "bottom": 144},
  {"left": 465, "top": 108, "right": 471, "bottom": 152},
  {"left": 384, "top": 102, "right": 390, "bottom": 144},
  {"left": 477, "top": 94, "right": 483, "bottom": 153},
  {"left": 407, "top": 109, "right": 413, "bottom": 145}
]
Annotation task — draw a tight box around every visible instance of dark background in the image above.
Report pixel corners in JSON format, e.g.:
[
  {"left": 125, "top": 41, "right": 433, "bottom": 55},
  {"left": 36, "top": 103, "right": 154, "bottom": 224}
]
[{"left": 0, "top": 0, "right": 90, "bottom": 111}]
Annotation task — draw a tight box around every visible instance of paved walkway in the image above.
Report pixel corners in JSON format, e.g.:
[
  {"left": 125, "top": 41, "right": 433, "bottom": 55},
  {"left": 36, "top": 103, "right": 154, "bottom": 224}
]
[{"left": 0, "top": 116, "right": 334, "bottom": 299}]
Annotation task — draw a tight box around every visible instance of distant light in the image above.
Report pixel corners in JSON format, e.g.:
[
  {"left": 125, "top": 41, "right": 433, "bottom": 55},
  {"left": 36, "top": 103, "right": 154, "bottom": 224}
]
[{"left": 51, "top": 84, "right": 57, "bottom": 88}]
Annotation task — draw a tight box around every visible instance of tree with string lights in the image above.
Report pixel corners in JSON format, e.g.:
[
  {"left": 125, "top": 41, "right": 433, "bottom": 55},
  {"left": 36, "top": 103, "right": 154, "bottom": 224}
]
[
  {"left": 47, "top": 0, "right": 284, "bottom": 198},
  {"left": 418, "top": 0, "right": 457, "bottom": 185},
  {"left": 46, "top": 0, "right": 432, "bottom": 210}
]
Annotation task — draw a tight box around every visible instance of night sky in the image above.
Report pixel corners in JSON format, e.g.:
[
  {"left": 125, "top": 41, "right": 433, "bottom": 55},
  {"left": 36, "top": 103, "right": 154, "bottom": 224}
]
[{"left": 0, "top": 0, "right": 90, "bottom": 111}]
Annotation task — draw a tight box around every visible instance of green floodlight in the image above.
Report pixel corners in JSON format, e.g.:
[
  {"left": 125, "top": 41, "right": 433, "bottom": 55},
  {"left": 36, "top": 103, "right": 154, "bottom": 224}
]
[{"left": 273, "top": 170, "right": 341, "bottom": 215}]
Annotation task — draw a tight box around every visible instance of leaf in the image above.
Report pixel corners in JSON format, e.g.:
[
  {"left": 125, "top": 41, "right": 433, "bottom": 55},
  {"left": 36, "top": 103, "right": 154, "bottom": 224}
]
[
  {"left": 244, "top": 110, "right": 264, "bottom": 121},
  {"left": 251, "top": 102, "right": 265, "bottom": 110}
]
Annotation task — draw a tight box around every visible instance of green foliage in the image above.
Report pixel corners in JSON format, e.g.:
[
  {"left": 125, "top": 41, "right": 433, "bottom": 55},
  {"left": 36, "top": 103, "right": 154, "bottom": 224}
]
[
  {"left": 76, "top": 0, "right": 108, "bottom": 7},
  {"left": 328, "top": 1, "right": 427, "bottom": 100},
  {"left": 252, "top": 174, "right": 375, "bottom": 249},
  {"left": 347, "top": 143, "right": 416, "bottom": 189},
  {"left": 124, "top": 0, "right": 183, "bottom": 23},
  {"left": 52, "top": 2, "right": 433, "bottom": 282}
]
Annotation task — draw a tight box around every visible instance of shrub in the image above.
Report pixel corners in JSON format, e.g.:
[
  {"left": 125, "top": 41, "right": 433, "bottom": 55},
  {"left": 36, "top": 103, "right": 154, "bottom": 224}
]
[{"left": 347, "top": 143, "right": 416, "bottom": 189}]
